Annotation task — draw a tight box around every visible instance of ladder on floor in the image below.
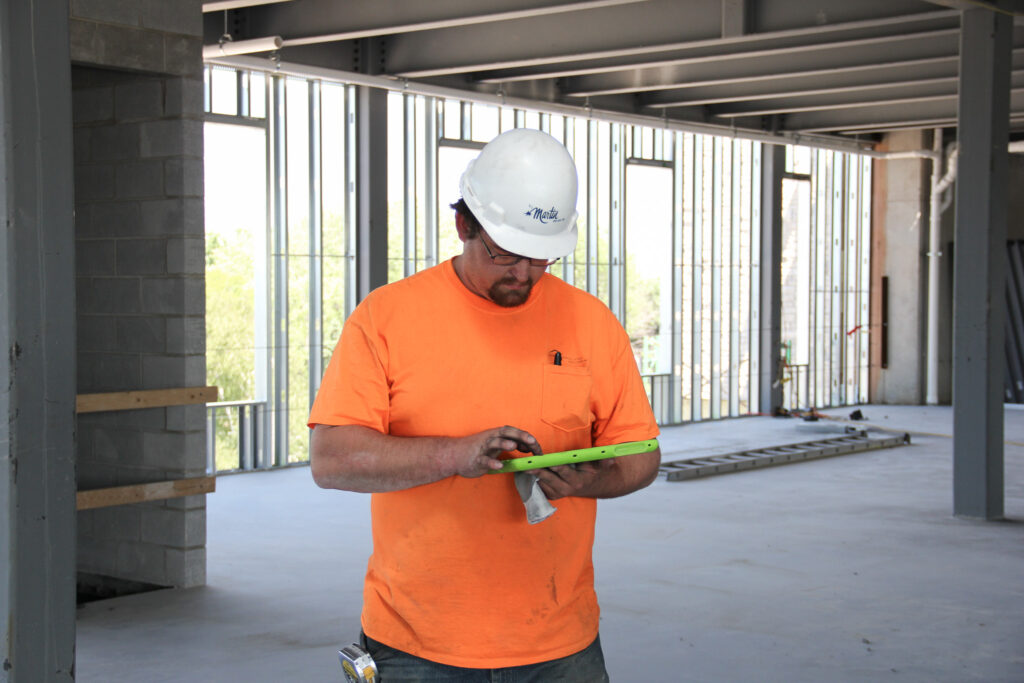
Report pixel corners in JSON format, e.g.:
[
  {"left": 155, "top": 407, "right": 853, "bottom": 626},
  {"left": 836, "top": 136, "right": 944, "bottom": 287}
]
[{"left": 659, "top": 431, "right": 911, "bottom": 481}]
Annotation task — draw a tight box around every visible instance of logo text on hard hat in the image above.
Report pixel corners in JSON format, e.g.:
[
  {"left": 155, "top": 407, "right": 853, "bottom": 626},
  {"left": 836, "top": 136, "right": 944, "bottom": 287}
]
[{"left": 525, "top": 206, "right": 564, "bottom": 224}]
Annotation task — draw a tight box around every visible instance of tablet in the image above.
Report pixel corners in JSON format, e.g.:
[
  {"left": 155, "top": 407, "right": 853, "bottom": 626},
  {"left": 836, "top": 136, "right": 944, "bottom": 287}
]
[{"left": 492, "top": 439, "right": 659, "bottom": 474}]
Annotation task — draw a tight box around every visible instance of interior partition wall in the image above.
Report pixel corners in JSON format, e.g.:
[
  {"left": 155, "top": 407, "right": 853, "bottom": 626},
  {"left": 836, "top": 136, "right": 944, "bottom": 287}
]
[
  {"left": 202, "top": 64, "right": 872, "bottom": 471},
  {"left": 779, "top": 147, "right": 873, "bottom": 412}
]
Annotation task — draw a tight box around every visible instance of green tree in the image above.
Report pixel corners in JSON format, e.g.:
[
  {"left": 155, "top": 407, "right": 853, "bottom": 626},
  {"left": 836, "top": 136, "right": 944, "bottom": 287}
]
[{"left": 206, "top": 228, "right": 256, "bottom": 471}]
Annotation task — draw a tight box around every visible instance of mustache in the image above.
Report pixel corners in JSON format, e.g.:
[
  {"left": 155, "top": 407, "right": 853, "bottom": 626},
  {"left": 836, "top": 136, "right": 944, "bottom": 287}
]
[{"left": 497, "top": 274, "right": 532, "bottom": 285}]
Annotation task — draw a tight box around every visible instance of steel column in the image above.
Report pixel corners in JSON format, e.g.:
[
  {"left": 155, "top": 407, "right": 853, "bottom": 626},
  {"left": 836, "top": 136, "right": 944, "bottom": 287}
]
[
  {"left": 0, "top": 0, "right": 77, "bottom": 678},
  {"left": 952, "top": 7, "right": 1012, "bottom": 520},
  {"left": 356, "top": 84, "right": 389, "bottom": 297},
  {"left": 760, "top": 144, "right": 785, "bottom": 414}
]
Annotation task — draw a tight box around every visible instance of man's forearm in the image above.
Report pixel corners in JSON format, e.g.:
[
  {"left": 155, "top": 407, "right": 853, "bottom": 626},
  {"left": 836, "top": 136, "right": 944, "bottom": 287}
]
[
  {"left": 311, "top": 424, "right": 457, "bottom": 492},
  {"left": 310, "top": 423, "right": 542, "bottom": 493},
  {"left": 583, "top": 450, "right": 661, "bottom": 498}
]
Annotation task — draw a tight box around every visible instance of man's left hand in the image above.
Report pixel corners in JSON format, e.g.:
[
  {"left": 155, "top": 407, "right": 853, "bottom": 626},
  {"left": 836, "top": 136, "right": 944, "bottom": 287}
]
[{"left": 531, "top": 459, "right": 615, "bottom": 500}]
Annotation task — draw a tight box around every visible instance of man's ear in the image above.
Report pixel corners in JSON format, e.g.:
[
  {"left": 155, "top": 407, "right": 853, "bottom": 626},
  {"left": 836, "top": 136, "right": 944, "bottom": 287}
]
[{"left": 454, "top": 212, "right": 472, "bottom": 242}]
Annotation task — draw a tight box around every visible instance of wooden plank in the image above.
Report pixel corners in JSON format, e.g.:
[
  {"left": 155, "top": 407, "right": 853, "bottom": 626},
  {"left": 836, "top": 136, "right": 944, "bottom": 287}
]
[
  {"left": 76, "top": 386, "right": 219, "bottom": 414},
  {"left": 76, "top": 476, "right": 216, "bottom": 511}
]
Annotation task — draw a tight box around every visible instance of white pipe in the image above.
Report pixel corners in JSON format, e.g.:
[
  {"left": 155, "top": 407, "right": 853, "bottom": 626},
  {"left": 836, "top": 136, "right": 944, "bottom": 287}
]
[
  {"left": 203, "top": 36, "right": 282, "bottom": 59},
  {"left": 923, "top": 138, "right": 1023, "bottom": 404},
  {"left": 926, "top": 130, "right": 946, "bottom": 405},
  {"left": 202, "top": 0, "right": 294, "bottom": 11},
  {"left": 206, "top": 54, "right": 880, "bottom": 156}
]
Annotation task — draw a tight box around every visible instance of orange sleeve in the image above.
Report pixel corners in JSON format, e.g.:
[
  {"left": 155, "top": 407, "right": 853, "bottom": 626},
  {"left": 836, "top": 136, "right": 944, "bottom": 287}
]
[{"left": 308, "top": 300, "right": 389, "bottom": 431}]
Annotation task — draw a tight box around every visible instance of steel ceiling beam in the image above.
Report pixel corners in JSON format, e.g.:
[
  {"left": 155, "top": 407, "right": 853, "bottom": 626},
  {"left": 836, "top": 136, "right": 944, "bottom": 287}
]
[
  {"left": 388, "top": 5, "right": 952, "bottom": 78},
  {"left": 559, "top": 28, "right": 963, "bottom": 97},
  {"left": 708, "top": 70, "right": 1024, "bottom": 117},
  {"left": 464, "top": 10, "right": 959, "bottom": 83},
  {"left": 787, "top": 89, "right": 1024, "bottom": 132},
  {"left": 922, "top": 0, "right": 1024, "bottom": 13},
  {"left": 238, "top": 0, "right": 652, "bottom": 45},
  {"left": 638, "top": 55, "right": 964, "bottom": 107}
]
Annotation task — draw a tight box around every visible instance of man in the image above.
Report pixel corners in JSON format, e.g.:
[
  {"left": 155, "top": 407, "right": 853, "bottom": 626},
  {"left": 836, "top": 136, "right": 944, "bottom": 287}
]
[{"left": 309, "top": 127, "right": 661, "bottom": 680}]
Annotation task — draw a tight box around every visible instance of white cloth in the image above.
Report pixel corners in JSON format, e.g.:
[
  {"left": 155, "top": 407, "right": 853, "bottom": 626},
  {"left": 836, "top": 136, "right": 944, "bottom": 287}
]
[{"left": 513, "top": 472, "right": 557, "bottom": 524}]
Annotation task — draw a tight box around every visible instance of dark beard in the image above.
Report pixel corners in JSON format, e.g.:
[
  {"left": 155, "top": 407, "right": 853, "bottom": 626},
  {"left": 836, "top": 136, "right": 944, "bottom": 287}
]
[{"left": 488, "top": 277, "right": 534, "bottom": 307}]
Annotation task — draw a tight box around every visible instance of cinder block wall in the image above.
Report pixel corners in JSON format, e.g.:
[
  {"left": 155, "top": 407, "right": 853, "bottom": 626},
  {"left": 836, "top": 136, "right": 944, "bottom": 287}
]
[{"left": 71, "top": 0, "right": 208, "bottom": 589}]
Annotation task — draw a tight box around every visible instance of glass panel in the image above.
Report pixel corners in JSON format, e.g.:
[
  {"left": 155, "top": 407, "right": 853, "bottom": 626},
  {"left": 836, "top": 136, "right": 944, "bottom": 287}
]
[
  {"left": 596, "top": 121, "right": 611, "bottom": 304},
  {"left": 444, "top": 99, "right": 461, "bottom": 139},
  {"left": 438, "top": 146, "right": 480, "bottom": 262},
  {"left": 204, "top": 121, "right": 266, "bottom": 470},
  {"left": 471, "top": 102, "right": 499, "bottom": 143},
  {"left": 737, "top": 141, "right": 753, "bottom": 414},
  {"left": 415, "top": 96, "right": 429, "bottom": 273},
  {"left": 681, "top": 133, "right": 694, "bottom": 420},
  {"left": 210, "top": 66, "right": 238, "bottom": 116},
  {"left": 625, "top": 164, "right": 673, "bottom": 377},
  {"left": 572, "top": 120, "right": 589, "bottom": 287},
  {"left": 321, "top": 83, "right": 349, "bottom": 362},
  {"left": 781, "top": 177, "right": 812, "bottom": 409},
  {"left": 388, "top": 92, "right": 405, "bottom": 282},
  {"left": 285, "top": 78, "right": 311, "bottom": 463},
  {"left": 500, "top": 106, "right": 516, "bottom": 133},
  {"left": 249, "top": 72, "right": 267, "bottom": 118},
  {"left": 792, "top": 145, "right": 812, "bottom": 175}
]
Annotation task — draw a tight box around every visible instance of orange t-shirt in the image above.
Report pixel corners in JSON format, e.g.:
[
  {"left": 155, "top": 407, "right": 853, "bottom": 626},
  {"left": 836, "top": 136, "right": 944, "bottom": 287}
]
[{"left": 308, "top": 259, "right": 659, "bottom": 668}]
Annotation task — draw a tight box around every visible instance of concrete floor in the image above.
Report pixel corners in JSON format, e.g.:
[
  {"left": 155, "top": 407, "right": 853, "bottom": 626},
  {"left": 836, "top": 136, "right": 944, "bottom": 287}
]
[{"left": 76, "top": 405, "right": 1024, "bottom": 682}]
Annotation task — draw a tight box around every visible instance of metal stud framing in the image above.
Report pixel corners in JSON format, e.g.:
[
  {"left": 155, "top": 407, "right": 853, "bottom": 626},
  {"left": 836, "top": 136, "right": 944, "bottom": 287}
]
[
  {"left": 308, "top": 80, "right": 324, "bottom": 414},
  {"left": 270, "top": 74, "right": 289, "bottom": 466},
  {"left": 202, "top": 64, "right": 875, "bottom": 473}
]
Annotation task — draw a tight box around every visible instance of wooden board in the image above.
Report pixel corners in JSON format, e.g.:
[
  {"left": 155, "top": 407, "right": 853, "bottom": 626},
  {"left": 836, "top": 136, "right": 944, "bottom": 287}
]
[
  {"left": 77, "top": 476, "right": 216, "bottom": 511},
  {"left": 76, "top": 386, "right": 219, "bottom": 413}
]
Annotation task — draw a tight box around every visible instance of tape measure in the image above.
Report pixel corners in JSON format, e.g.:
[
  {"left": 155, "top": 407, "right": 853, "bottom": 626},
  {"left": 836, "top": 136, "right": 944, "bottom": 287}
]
[{"left": 338, "top": 644, "right": 378, "bottom": 683}]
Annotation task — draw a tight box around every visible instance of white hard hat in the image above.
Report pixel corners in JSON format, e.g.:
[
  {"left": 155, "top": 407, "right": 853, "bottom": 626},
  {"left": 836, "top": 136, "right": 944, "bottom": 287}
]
[{"left": 459, "top": 128, "right": 579, "bottom": 260}]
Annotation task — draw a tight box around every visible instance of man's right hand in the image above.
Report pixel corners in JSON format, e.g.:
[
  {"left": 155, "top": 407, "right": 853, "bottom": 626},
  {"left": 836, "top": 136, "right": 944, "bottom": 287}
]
[{"left": 451, "top": 426, "right": 542, "bottom": 478}]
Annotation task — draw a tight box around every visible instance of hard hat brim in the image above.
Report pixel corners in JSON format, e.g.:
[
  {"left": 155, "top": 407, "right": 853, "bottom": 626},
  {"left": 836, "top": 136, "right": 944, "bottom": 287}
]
[{"left": 468, "top": 198, "right": 579, "bottom": 261}]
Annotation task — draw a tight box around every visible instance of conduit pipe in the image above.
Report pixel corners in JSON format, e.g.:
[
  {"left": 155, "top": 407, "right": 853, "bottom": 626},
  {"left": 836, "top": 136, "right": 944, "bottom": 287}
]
[
  {"left": 203, "top": 36, "right": 282, "bottom": 59},
  {"left": 205, "top": 54, "right": 878, "bottom": 156},
  {"left": 922, "top": 137, "right": 1024, "bottom": 405},
  {"left": 926, "top": 133, "right": 959, "bottom": 405}
]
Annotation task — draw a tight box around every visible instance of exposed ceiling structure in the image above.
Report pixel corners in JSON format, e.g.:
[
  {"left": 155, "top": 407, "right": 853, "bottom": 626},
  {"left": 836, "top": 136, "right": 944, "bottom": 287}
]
[{"left": 203, "top": 0, "right": 1024, "bottom": 147}]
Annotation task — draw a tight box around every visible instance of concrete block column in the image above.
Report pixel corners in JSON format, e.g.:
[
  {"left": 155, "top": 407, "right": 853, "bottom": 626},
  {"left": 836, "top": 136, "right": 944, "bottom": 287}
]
[{"left": 71, "top": 0, "right": 208, "bottom": 591}]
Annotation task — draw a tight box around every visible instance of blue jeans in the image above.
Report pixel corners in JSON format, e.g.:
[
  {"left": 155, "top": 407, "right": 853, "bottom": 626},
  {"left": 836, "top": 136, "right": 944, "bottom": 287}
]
[{"left": 359, "top": 632, "right": 610, "bottom": 682}]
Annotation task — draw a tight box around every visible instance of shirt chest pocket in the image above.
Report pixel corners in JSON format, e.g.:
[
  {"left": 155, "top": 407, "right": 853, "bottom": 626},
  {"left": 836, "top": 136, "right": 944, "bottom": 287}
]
[{"left": 540, "top": 363, "right": 593, "bottom": 432}]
